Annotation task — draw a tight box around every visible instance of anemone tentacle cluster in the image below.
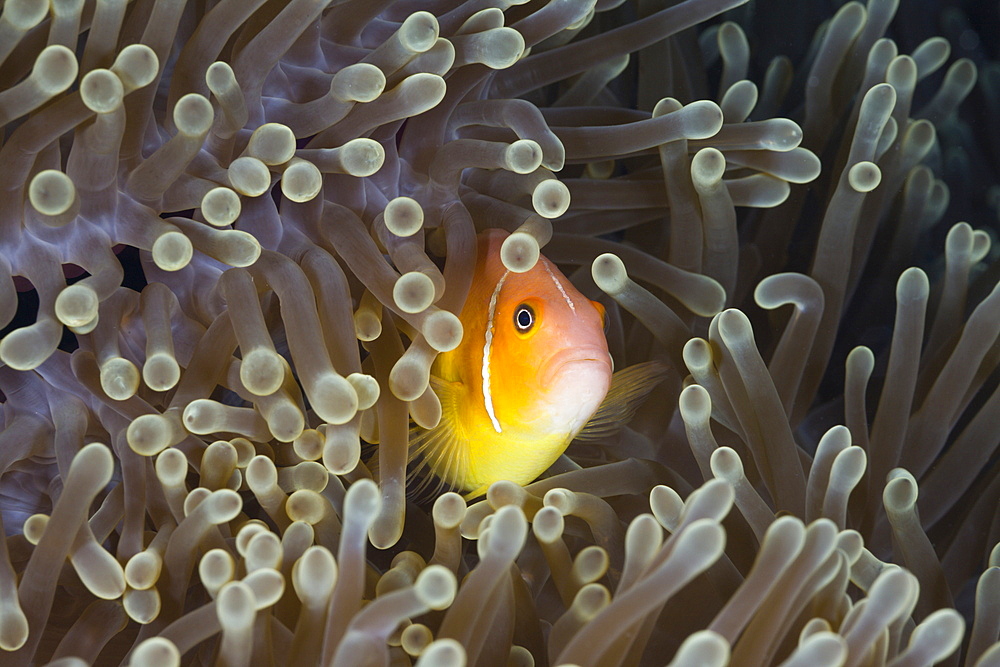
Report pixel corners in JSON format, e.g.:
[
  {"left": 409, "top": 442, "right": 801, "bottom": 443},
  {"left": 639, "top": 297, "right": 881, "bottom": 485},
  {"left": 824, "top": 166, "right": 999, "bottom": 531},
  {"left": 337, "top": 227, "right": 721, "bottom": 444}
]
[{"left": 0, "top": 0, "right": 997, "bottom": 665}]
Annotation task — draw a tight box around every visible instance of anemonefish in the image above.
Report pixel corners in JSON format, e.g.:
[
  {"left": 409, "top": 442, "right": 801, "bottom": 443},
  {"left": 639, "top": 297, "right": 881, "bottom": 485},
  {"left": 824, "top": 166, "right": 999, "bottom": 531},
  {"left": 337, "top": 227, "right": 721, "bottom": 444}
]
[{"left": 409, "top": 229, "right": 666, "bottom": 499}]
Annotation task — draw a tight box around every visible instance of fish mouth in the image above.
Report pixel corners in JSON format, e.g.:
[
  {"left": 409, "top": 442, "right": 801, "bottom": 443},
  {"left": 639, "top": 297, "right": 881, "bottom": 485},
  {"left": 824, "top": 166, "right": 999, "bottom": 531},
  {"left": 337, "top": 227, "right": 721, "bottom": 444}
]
[{"left": 542, "top": 347, "right": 613, "bottom": 388}]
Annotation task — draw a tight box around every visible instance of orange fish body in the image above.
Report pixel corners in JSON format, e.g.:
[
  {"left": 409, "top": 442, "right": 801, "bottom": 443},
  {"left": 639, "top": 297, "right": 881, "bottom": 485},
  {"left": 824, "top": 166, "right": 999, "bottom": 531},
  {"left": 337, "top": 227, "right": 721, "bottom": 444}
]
[{"left": 420, "top": 229, "right": 613, "bottom": 496}]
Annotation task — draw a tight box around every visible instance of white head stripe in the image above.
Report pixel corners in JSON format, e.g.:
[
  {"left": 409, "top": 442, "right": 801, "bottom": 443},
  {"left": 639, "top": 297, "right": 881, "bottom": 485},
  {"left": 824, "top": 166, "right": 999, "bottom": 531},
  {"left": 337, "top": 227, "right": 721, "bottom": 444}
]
[
  {"left": 542, "top": 261, "right": 575, "bottom": 313},
  {"left": 482, "top": 270, "right": 509, "bottom": 434}
]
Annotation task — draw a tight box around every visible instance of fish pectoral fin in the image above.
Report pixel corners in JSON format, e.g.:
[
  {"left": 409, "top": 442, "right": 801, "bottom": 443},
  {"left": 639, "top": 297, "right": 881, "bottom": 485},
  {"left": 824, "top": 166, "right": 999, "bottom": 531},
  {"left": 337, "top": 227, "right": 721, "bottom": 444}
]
[
  {"left": 575, "top": 360, "right": 669, "bottom": 442},
  {"left": 406, "top": 377, "right": 471, "bottom": 496}
]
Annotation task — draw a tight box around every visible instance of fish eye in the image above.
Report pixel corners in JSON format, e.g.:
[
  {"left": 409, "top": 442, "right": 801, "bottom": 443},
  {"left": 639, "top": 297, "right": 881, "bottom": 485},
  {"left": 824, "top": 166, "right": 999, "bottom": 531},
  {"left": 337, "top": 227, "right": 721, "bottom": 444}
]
[{"left": 514, "top": 304, "right": 535, "bottom": 332}]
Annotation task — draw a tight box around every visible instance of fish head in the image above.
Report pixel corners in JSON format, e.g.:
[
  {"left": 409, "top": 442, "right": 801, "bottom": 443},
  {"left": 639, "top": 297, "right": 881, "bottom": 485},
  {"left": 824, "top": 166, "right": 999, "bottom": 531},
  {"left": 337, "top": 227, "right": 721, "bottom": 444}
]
[{"left": 488, "top": 253, "right": 613, "bottom": 438}]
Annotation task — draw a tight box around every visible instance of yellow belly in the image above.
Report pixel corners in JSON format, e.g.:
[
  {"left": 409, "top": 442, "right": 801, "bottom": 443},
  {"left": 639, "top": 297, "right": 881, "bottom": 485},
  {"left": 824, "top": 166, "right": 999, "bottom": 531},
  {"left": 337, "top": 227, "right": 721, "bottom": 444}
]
[
  {"left": 461, "top": 424, "right": 569, "bottom": 493},
  {"left": 410, "top": 379, "right": 572, "bottom": 498}
]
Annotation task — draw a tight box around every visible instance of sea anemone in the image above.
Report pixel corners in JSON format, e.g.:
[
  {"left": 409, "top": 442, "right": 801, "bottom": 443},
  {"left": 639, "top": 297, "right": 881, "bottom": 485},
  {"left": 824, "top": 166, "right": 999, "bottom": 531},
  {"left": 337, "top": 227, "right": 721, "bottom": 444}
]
[{"left": 0, "top": 0, "right": 997, "bottom": 665}]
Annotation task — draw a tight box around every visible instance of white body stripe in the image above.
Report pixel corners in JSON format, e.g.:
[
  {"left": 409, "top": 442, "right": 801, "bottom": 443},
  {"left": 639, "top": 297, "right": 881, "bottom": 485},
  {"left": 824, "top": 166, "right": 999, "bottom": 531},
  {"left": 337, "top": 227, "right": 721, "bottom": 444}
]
[
  {"left": 543, "top": 261, "right": 575, "bottom": 313},
  {"left": 482, "top": 270, "right": 509, "bottom": 433}
]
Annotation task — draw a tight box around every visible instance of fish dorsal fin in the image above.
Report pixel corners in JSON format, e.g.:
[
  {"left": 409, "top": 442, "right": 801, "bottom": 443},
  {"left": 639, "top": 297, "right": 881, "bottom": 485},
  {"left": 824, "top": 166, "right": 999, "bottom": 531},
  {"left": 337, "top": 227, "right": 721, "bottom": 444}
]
[
  {"left": 575, "top": 360, "right": 669, "bottom": 442},
  {"left": 406, "top": 377, "right": 471, "bottom": 499}
]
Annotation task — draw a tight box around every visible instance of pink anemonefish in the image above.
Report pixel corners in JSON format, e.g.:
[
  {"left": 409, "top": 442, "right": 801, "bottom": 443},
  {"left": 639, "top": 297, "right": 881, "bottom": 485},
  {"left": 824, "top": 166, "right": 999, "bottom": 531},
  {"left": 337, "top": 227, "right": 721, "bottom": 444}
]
[{"left": 410, "top": 229, "right": 667, "bottom": 499}]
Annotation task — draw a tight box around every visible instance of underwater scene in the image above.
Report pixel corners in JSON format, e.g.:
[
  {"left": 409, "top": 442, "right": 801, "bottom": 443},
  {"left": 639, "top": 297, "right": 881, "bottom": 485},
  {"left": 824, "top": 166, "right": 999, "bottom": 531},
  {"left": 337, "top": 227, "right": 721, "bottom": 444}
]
[{"left": 0, "top": 0, "right": 998, "bottom": 665}]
